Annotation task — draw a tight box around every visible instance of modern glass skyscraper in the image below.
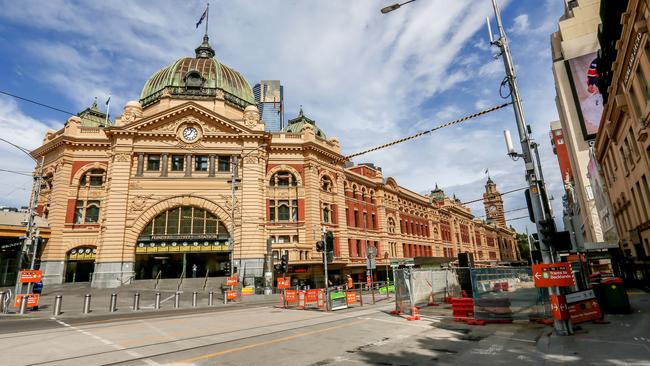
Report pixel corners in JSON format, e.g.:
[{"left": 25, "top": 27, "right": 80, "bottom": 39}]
[{"left": 253, "top": 80, "right": 283, "bottom": 132}]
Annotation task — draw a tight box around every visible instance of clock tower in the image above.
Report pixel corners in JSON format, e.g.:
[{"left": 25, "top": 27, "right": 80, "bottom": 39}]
[{"left": 483, "top": 177, "right": 506, "bottom": 228}]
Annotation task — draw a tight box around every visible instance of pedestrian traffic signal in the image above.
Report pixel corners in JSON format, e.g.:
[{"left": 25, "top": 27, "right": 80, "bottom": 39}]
[
  {"left": 538, "top": 218, "right": 556, "bottom": 246},
  {"left": 316, "top": 240, "right": 325, "bottom": 252},
  {"left": 325, "top": 231, "right": 334, "bottom": 251},
  {"left": 279, "top": 252, "right": 289, "bottom": 273}
]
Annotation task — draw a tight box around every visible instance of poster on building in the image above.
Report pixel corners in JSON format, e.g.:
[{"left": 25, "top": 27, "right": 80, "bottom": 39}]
[{"left": 566, "top": 52, "right": 603, "bottom": 140}]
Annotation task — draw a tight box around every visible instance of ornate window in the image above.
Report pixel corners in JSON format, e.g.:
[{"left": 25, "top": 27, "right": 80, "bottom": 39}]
[
  {"left": 184, "top": 71, "right": 203, "bottom": 89},
  {"left": 140, "top": 206, "right": 228, "bottom": 237},
  {"left": 322, "top": 203, "right": 331, "bottom": 224},
  {"left": 147, "top": 155, "right": 161, "bottom": 171},
  {"left": 388, "top": 217, "right": 395, "bottom": 233},
  {"left": 79, "top": 169, "right": 106, "bottom": 187},
  {"left": 218, "top": 156, "right": 231, "bottom": 172},
  {"left": 194, "top": 155, "right": 209, "bottom": 171},
  {"left": 269, "top": 200, "right": 299, "bottom": 222},
  {"left": 171, "top": 155, "right": 184, "bottom": 171},
  {"left": 270, "top": 171, "right": 298, "bottom": 187},
  {"left": 321, "top": 176, "right": 332, "bottom": 192},
  {"left": 75, "top": 200, "right": 101, "bottom": 224}
]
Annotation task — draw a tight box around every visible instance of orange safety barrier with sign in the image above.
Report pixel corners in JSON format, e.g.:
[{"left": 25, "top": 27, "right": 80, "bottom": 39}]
[
  {"left": 226, "top": 290, "right": 237, "bottom": 300},
  {"left": 278, "top": 277, "right": 291, "bottom": 289},
  {"left": 226, "top": 276, "right": 238, "bottom": 286},
  {"left": 15, "top": 294, "right": 39, "bottom": 308},
  {"left": 566, "top": 289, "right": 602, "bottom": 324},
  {"left": 550, "top": 294, "right": 570, "bottom": 321},
  {"left": 346, "top": 291, "right": 358, "bottom": 305},
  {"left": 19, "top": 270, "right": 42, "bottom": 283},
  {"left": 285, "top": 290, "right": 298, "bottom": 303},
  {"left": 305, "top": 289, "right": 319, "bottom": 303},
  {"left": 241, "top": 287, "right": 254, "bottom": 296}
]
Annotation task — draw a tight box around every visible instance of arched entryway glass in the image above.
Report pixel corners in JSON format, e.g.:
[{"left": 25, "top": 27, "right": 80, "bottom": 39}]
[
  {"left": 134, "top": 206, "right": 231, "bottom": 280},
  {"left": 65, "top": 246, "right": 96, "bottom": 282}
]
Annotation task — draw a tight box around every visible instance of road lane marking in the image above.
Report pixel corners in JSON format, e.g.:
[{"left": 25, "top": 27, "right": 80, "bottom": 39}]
[{"left": 177, "top": 319, "right": 368, "bottom": 364}]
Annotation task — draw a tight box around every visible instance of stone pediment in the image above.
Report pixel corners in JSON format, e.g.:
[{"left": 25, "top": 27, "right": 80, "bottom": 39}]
[{"left": 121, "top": 102, "right": 256, "bottom": 136}]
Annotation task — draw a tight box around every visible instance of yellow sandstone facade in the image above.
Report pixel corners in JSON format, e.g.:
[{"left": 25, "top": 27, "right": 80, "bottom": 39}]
[{"left": 31, "top": 36, "right": 520, "bottom": 288}]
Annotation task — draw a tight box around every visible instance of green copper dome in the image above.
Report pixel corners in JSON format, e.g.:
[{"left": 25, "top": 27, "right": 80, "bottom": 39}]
[
  {"left": 281, "top": 108, "right": 326, "bottom": 138},
  {"left": 140, "top": 35, "right": 255, "bottom": 109}
]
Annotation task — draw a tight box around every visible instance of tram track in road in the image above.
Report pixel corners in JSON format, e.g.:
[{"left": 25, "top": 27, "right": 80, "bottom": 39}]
[
  {"left": 25, "top": 304, "right": 386, "bottom": 366},
  {"left": 0, "top": 299, "right": 279, "bottom": 340}
]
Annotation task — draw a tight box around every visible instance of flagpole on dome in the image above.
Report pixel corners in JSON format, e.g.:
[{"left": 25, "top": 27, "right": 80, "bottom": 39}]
[{"left": 205, "top": 2, "right": 209, "bottom": 37}]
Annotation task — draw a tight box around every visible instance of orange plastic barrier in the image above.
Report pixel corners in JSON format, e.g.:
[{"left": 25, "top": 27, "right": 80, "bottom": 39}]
[
  {"left": 226, "top": 290, "right": 237, "bottom": 300},
  {"left": 285, "top": 290, "right": 298, "bottom": 303},
  {"left": 451, "top": 297, "right": 474, "bottom": 322},
  {"left": 346, "top": 291, "right": 358, "bottom": 305},
  {"left": 15, "top": 294, "right": 40, "bottom": 308}
]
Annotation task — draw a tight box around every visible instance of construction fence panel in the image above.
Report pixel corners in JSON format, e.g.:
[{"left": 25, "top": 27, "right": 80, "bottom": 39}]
[
  {"left": 394, "top": 269, "right": 412, "bottom": 315},
  {"left": 409, "top": 268, "right": 463, "bottom": 307},
  {"left": 470, "top": 267, "right": 550, "bottom": 322}
]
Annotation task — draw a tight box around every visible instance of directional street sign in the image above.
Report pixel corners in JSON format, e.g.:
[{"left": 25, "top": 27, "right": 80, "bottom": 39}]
[{"left": 532, "top": 263, "right": 574, "bottom": 288}]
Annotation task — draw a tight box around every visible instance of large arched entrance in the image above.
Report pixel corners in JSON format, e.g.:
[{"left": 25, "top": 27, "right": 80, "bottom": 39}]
[
  {"left": 134, "top": 205, "right": 231, "bottom": 279},
  {"left": 65, "top": 246, "right": 96, "bottom": 282}
]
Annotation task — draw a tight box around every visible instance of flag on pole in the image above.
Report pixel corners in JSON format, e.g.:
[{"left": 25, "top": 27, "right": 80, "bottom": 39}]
[
  {"left": 196, "top": 6, "right": 208, "bottom": 28},
  {"left": 273, "top": 96, "right": 276, "bottom": 108},
  {"left": 277, "top": 102, "right": 282, "bottom": 115},
  {"left": 105, "top": 95, "right": 111, "bottom": 105}
]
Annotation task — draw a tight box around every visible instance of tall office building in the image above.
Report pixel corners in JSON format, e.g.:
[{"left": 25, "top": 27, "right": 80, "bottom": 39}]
[
  {"left": 253, "top": 80, "right": 284, "bottom": 132},
  {"left": 550, "top": 0, "right": 605, "bottom": 248}
]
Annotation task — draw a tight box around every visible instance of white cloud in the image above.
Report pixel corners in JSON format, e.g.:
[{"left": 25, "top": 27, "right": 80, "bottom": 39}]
[
  {"left": 510, "top": 14, "right": 530, "bottom": 35},
  {"left": 0, "top": 96, "right": 56, "bottom": 207}
]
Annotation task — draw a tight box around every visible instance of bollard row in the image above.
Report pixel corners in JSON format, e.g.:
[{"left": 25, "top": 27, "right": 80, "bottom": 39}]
[{"left": 41, "top": 291, "right": 217, "bottom": 316}]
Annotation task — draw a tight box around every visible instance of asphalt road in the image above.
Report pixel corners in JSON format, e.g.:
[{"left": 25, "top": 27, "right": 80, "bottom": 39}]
[{"left": 0, "top": 301, "right": 552, "bottom": 366}]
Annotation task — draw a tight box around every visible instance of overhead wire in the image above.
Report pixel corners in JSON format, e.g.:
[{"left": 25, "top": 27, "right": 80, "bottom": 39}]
[
  {"left": 0, "top": 90, "right": 76, "bottom": 116},
  {"left": 341, "top": 102, "right": 511, "bottom": 161},
  {"left": 461, "top": 186, "right": 527, "bottom": 205}
]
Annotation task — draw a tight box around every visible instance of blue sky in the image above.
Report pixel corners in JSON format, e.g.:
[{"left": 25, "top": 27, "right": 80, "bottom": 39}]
[{"left": 0, "top": 0, "right": 566, "bottom": 234}]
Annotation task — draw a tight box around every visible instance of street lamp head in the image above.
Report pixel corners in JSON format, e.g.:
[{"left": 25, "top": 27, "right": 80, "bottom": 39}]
[{"left": 381, "top": 3, "right": 400, "bottom": 13}]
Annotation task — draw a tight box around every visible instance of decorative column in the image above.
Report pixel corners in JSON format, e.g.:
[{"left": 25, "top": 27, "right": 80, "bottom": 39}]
[
  {"left": 92, "top": 138, "right": 134, "bottom": 288},
  {"left": 136, "top": 153, "right": 144, "bottom": 176},
  {"left": 185, "top": 154, "right": 192, "bottom": 177},
  {"left": 160, "top": 153, "right": 168, "bottom": 177},
  {"left": 208, "top": 154, "right": 216, "bottom": 177}
]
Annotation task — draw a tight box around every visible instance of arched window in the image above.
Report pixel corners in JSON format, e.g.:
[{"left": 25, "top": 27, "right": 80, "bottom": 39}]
[
  {"left": 270, "top": 171, "right": 298, "bottom": 187},
  {"left": 322, "top": 202, "right": 331, "bottom": 224},
  {"left": 388, "top": 217, "right": 396, "bottom": 233},
  {"left": 269, "top": 200, "right": 299, "bottom": 222},
  {"left": 321, "top": 176, "right": 332, "bottom": 192},
  {"left": 140, "top": 206, "right": 228, "bottom": 238},
  {"left": 79, "top": 169, "right": 106, "bottom": 188}
]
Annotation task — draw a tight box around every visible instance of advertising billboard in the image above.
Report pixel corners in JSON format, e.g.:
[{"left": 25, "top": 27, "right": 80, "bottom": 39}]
[{"left": 566, "top": 52, "right": 603, "bottom": 140}]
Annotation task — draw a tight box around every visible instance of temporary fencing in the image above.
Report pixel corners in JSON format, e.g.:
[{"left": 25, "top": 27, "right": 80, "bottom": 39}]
[
  {"left": 394, "top": 268, "right": 463, "bottom": 315},
  {"left": 471, "top": 267, "right": 550, "bottom": 322},
  {"left": 394, "top": 266, "right": 550, "bottom": 321}
]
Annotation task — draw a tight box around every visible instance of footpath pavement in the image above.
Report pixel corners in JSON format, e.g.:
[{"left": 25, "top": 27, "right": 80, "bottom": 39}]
[{"left": 540, "top": 288, "right": 650, "bottom": 365}]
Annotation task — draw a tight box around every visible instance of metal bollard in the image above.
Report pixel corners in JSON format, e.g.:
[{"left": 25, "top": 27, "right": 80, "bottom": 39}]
[
  {"left": 19, "top": 295, "right": 29, "bottom": 315},
  {"left": 223, "top": 290, "right": 227, "bottom": 304},
  {"left": 208, "top": 291, "right": 214, "bottom": 306},
  {"left": 83, "top": 294, "right": 92, "bottom": 314},
  {"left": 174, "top": 291, "right": 180, "bottom": 308},
  {"left": 109, "top": 293, "right": 117, "bottom": 312},
  {"left": 133, "top": 293, "right": 140, "bottom": 311},
  {"left": 192, "top": 292, "right": 198, "bottom": 307},
  {"left": 0, "top": 291, "right": 5, "bottom": 314},
  {"left": 155, "top": 292, "right": 161, "bottom": 310},
  {"left": 53, "top": 295, "right": 62, "bottom": 316}
]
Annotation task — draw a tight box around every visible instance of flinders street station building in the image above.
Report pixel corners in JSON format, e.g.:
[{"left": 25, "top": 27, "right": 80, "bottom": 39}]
[{"left": 30, "top": 35, "right": 520, "bottom": 288}]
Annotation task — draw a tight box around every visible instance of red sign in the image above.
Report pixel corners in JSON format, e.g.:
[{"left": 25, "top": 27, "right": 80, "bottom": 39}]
[
  {"left": 226, "top": 290, "right": 237, "bottom": 300},
  {"left": 305, "top": 289, "right": 319, "bottom": 302},
  {"left": 19, "top": 270, "right": 42, "bottom": 283},
  {"left": 532, "top": 263, "right": 574, "bottom": 287},
  {"left": 285, "top": 290, "right": 298, "bottom": 303},
  {"left": 277, "top": 277, "right": 291, "bottom": 289},
  {"left": 550, "top": 294, "right": 570, "bottom": 320},
  {"left": 346, "top": 291, "right": 358, "bottom": 304},
  {"left": 566, "top": 289, "right": 602, "bottom": 324},
  {"left": 226, "top": 276, "right": 238, "bottom": 286},
  {"left": 15, "top": 294, "right": 40, "bottom": 308}
]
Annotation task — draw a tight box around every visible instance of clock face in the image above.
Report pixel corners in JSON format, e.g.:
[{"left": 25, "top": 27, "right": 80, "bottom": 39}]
[
  {"left": 183, "top": 127, "right": 198, "bottom": 141},
  {"left": 488, "top": 205, "right": 497, "bottom": 212}
]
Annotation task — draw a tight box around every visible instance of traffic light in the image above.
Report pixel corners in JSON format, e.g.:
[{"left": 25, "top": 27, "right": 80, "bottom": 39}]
[
  {"left": 280, "top": 252, "right": 289, "bottom": 273},
  {"left": 538, "top": 218, "right": 556, "bottom": 246},
  {"left": 316, "top": 240, "right": 325, "bottom": 252},
  {"left": 325, "top": 231, "right": 334, "bottom": 263},
  {"left": 223, "top": 261, "right": 231, "bottom": 274}
]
